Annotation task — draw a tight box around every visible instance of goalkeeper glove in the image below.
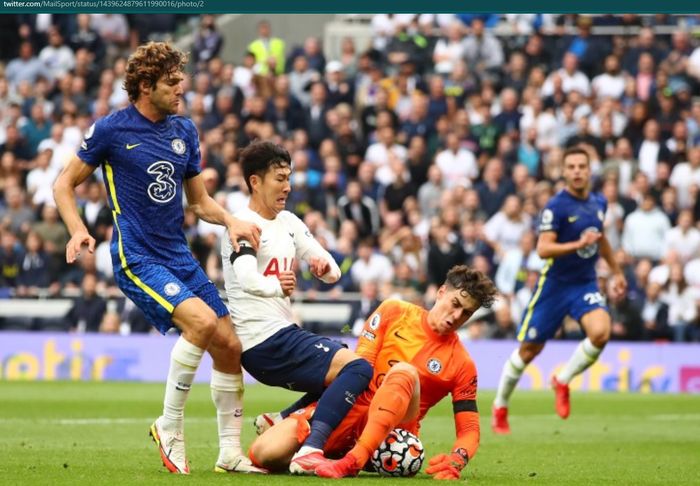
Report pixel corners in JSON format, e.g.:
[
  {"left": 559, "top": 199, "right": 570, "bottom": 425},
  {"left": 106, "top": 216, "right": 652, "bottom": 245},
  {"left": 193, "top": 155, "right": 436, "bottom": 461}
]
[{"left": 425, "top": 449, "right": 469, "bottom": 480}]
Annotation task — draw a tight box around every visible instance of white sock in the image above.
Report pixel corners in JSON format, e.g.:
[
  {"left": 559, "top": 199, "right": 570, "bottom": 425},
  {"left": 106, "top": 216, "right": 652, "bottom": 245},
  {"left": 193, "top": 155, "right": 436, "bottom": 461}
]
[
  {"left": 556, "top": 338, "right": 602, "bottom": 384},
  {"left": 494, "top": 349, "right": 526, "bottom": 408},
  {"left": 162, "top": 336, "right": 204, "bottom": 431},
  {"left": 211, "top": 370, "right": 244, "bottom": 461}
]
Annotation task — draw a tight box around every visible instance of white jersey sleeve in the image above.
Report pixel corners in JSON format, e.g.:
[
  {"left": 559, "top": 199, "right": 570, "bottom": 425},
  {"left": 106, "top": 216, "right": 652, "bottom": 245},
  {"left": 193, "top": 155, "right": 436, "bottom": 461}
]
[{"left": 287, "top": 213, "right": 342, "bottom": 284}]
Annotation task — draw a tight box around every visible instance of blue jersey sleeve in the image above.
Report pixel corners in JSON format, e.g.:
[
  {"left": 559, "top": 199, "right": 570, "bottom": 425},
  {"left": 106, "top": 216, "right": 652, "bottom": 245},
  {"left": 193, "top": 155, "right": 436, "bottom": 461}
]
[
  {"left": 77, "top": 118, "right": 111, "bottom": 167},
  {"left": 184, "top": 119, "right": 201, "bottom": 179},
  {"left": 538, "top": 198, "right": 563, "bottom": 234}
]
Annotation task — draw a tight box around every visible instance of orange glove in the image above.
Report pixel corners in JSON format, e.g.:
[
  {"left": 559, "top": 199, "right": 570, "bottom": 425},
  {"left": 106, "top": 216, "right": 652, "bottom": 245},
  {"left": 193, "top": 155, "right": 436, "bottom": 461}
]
[{"left": 425, "top": 450, "right": 468, "bottom": 480}]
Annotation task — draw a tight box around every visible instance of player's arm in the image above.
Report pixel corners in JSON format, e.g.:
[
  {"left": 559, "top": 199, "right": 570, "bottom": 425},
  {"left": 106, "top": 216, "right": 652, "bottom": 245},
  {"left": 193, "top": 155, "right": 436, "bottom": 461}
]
[
  {"left": 536, "top": 230, "right": 601, "bottom": 259},
  {"left": 184, "top": 174, "right": 260, "bottom": 252},
  {"left": 53, "top": 154, "right": 98, "bottom": 263},
  {"left": 290, "top": 216, "right": 341, "bottom": 283},
  {"left": 426, "top": 359, "right": 479, "bottom": 480},
  {"left": 228, "top": 243, "right": 292, "bottom": 298},
  {"left": 598, "top": 232, "right": 627, "bottom": 298}
]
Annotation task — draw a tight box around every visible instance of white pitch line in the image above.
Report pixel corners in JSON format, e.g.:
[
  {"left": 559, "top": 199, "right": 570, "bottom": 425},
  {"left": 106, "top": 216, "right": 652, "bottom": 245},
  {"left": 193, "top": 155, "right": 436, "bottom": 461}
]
[{"left": 0, "top": 417, "right": 216, "bottom": 425}]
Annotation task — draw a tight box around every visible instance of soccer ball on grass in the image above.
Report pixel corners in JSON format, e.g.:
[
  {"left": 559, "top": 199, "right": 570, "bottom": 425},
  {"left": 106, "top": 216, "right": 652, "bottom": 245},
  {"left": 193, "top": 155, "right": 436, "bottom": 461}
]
[{"left": 370, "top": 428, "right": 424, "bottom": 477}]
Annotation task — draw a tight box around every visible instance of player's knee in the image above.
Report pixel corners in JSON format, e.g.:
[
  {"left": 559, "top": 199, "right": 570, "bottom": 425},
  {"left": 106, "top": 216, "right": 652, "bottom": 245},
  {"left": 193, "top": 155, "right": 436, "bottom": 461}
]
[
  {"left": 340, "top": 357, "right": 373, "bottom": 386},
  {"left": 588, "top": 328, "right": 610, "bottom": 348},
  {"left": 248, "top": 438, "right": 291, "bottom": 472},
  {"left": 390, "top": 362, "right": 419, "bottom": 383},
  {"left": 196, "top": 310, "right": 218, "bottom": 338}
]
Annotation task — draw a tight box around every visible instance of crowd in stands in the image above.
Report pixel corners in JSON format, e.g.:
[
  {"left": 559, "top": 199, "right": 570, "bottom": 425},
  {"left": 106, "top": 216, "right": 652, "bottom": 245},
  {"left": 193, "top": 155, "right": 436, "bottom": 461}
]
[{"left": 1, "top": 13, "right": 700, "bottom": 342}]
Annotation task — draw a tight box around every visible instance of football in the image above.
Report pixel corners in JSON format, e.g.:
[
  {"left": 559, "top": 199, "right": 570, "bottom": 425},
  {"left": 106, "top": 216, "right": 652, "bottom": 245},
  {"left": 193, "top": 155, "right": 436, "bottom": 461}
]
[{"left": 370, "top": 428, "right": 425, "bottom": 477}]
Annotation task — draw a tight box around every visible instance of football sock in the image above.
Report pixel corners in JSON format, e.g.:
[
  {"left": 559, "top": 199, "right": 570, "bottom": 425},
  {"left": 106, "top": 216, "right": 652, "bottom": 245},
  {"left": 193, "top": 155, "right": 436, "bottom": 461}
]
[
  {"left": 281, "top": 392, "right": 321, "bottom": 418},
  {"left": 349, "top": 368, "right": 416, "bottom": 466},
  {"left": 162, "top": 336, "right": 204, "bottom": 431},
  {"left": 302, "top": 358, "right": 373, "bottom": 450},
  {"left": 211, "top": 370, "right": 244, "bottom": 458},
  {"left": 557, "top": 338, "right": 602, "bottom": 384},
  {"left": 493, "top": 349, "right": 526, "bottom": 408}
]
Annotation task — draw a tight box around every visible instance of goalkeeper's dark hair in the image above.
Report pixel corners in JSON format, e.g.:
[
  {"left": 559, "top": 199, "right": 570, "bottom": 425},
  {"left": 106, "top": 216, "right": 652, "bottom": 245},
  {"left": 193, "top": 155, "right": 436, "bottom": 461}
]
[
  {"left": 239, "top": 140, "right": 292, "bottom": 193},
  {"left": 124, "top": 42, "right": 188, "bottom": 102},
  {"left": 445, "top": 265, "right": 498, "bottom": 309}
]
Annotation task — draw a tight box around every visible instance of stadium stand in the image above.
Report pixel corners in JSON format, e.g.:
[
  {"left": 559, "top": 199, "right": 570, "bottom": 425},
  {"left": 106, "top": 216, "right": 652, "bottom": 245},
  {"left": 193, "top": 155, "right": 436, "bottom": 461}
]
[{"left": 2, "top": 13, "right": 700, "bottom": 342}]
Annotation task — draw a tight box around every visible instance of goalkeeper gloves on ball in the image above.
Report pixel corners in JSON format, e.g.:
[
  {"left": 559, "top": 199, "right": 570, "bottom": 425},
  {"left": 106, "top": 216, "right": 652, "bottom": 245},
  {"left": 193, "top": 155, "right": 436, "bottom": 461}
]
[{"left": 425, "top": 449, "right": 469, "bottom": 480}]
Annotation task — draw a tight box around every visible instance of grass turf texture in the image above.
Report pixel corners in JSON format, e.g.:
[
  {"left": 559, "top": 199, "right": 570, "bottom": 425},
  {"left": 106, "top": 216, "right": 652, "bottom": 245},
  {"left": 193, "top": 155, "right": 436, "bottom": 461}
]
[{"left": 0, "top": 382, "right": 698, "bottom": 485}]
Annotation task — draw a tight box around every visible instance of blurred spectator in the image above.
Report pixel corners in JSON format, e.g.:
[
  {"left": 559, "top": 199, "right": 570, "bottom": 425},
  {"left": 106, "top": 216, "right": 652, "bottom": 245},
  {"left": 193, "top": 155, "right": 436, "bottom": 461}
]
[
  {"left": 426, "top": 222, "right": 466, "bottom": 291},
  {"left": 39, "top": 26, "right": 75, "bottom": 81},
  {"left": 349, "top": 279, "right": 381, "bottom": 336},
  {"left": 5, "top": 42, "right": 49, "bottom": 87},
  {"left": 494, "top": 230, "right": 543, "bottom": 297},
  {"left": 461, "top": 17, "right": 504, "bottom": 76},
  {"left": 0, "top": 186, "right": 35, "bottom": 236},
  {"left": 482, "top": 195, "right": 532, "bottom": 262},
  {"left": 0, "top": 230, "right": 23, "bottom": 289},
  {"left": 640, "top": 281, "right": 670, "bottom": 340},
  {"left": 665, "top": 262, "right": 699, "bottom": 342},
  {"left": 435, "top": 131, "right": 478, "bottom": 189},
  {"left": 475, "top": 158, "right": 515, "bottom": 218},
  {"left": 248, "top": 20, "right": 286, "bottom": 75},
  {"left": 622, "top": 192, "right": 671, "bottom": 262},
  {"left": 16, "top": 230, "right": 51, "bottom": 295},
  {"left": 192, "top": 15, "right": 223, "bottom": 67},
  {"left": 350, "top": 237, "right": 394, "bottom": 289},
  {"left": 63, "top": 272, "right": 107, "bottom": 332}
]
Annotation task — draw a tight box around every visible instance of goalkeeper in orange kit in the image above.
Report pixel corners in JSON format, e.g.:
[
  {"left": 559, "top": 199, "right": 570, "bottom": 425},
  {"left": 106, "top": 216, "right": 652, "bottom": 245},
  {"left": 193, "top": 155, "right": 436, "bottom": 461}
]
[{"left": 248, "top": 265, "right": 498, "bottom": 479}]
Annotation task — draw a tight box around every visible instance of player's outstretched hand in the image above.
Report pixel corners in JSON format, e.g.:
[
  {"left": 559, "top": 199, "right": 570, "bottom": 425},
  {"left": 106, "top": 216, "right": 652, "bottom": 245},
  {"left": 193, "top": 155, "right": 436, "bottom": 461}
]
[
  {"left": 228, "top": 217, "right": 261, "bottom": 252},
  {"left": 278, "top": 270, "right": 296, "bottom": 297},
  {"left": 609, "top": 271, "right": 628, "bottom": 299},
  {"left": 308, "top": 256, "right": 330, "bottom": 279},
  {"left": 66, "top": 229, "right": 95, "bottom": 264},
  {"left": 425, "top": 452, "right": 467, "bottom": 480}
]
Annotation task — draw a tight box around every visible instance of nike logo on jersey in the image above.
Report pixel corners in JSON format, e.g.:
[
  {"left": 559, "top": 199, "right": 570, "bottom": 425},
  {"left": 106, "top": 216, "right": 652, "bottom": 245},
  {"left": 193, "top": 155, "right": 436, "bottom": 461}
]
[
  {"left": 394, "top": 330, "right": 409, "bottom": 341},
  {"left": 126, "top": 143, "right": 141, "bottom": 150},
  {"left": 568, "top": 215, "right": 579, "bottom": 223}
]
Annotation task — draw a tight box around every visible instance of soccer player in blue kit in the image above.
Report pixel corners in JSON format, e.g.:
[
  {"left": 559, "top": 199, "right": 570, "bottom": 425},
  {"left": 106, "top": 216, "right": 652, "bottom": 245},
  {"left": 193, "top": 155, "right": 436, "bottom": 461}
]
[
  {"left": 53, "top": 42, "right": 265, "bottom": 474},
  {"left": 491, "top": 147, "right": 627, "bottom": 434}
]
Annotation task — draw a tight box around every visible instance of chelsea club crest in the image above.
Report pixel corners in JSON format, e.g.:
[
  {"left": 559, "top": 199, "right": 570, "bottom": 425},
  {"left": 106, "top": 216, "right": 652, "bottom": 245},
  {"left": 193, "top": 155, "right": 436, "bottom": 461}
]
[
  {"left": 427, "top": 358, "right": 442, "bottom": 374},
  {"left": 171, "top": 138, "right": 186, "bottom": 155}
]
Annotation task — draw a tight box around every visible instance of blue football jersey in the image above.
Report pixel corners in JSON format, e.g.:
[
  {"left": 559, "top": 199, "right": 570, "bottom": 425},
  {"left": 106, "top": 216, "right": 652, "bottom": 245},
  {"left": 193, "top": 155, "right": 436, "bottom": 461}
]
[
  {"left": 538, "top": 189, "right": 607, "bottom": 283},
  {"left": 77, "top": 104, "right": 201, "bottom": 266}
]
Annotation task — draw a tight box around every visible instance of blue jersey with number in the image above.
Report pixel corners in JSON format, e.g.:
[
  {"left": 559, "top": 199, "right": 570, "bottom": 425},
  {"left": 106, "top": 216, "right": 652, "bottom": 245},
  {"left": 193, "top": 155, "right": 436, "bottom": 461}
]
[
  {"left": 538, "top": 189, "right": 607, "bottom": 283},
  {"left": 77, "top": 104, "right": 201, "bottom": 267}
]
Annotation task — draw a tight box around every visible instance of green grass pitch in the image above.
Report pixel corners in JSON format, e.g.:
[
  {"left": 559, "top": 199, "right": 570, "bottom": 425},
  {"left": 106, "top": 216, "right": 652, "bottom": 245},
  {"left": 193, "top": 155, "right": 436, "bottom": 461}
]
[{"left": 0, "top": 382, "right": 698, "bottom": 485}]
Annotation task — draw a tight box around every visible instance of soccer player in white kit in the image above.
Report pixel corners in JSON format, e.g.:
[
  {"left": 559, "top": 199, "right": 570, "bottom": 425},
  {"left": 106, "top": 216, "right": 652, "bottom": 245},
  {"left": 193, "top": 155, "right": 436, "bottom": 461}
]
[{"left": 221, "top": 141, "right": 372, "bottom": 474}]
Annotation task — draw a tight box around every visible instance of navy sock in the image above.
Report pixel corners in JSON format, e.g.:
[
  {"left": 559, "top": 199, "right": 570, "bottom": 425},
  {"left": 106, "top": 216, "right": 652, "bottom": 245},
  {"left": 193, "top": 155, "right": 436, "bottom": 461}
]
[
  {"left": 303, "top": 358, "right": 372, "bottom": 450},
  {"left": 281, "top": 392, "right": 320, "bottom": 418}
]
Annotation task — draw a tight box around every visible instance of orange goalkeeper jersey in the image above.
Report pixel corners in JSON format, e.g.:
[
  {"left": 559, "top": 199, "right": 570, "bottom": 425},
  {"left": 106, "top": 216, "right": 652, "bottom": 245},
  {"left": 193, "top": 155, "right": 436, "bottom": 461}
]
[{"left": 354, "top": 299, "right": 479, "bottom": 432}]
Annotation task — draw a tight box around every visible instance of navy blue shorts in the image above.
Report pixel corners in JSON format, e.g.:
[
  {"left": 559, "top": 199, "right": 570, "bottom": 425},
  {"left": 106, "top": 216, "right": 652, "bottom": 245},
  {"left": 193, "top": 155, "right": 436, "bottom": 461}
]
[
  {"left": 241, "top": 325, "right": 345, "bottom": 393},
  {"left": 114, "top": 259, "right": 228, "bottom": 335},
  {"left": 517, "top": 276, "right": 608, "bottom": 343}
]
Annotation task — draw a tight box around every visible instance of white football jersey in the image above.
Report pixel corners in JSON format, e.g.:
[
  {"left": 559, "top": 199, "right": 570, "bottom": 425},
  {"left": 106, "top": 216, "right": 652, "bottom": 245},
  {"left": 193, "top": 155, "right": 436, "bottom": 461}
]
[{"left": 222, "top": 207, "right": 341, "bottom": 351}]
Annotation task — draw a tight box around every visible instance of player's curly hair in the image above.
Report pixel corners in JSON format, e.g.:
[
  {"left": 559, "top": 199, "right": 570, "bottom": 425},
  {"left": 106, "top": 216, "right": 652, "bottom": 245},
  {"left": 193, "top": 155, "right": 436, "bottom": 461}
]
[
  {"left": 239, "top": 140, "right": 292, "bottom": 193},
  {"left": 445, "top": 265, "right": 498, "bottom": 309},
  {"left": 124, "top": 42, "right": 188, "bottom": 102}
]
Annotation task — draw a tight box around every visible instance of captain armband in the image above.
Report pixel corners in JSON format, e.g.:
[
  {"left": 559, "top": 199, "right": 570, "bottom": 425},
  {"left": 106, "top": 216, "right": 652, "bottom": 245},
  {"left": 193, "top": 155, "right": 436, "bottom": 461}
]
[{"left": 230, "top": 245, "right": 257, "bottom": 265}]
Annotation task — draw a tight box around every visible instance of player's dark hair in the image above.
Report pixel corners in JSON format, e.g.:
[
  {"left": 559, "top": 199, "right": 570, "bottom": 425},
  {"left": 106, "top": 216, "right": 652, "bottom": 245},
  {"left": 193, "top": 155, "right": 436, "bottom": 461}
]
[
  {"left": 239, "top": 140, "right": 292, "bottom": 193},
  {"left": 562, "top": 146, "right": 590, "bottom": 165},
  {"left": 445, "top": 265, "right": 498, "bottom": 309},
  {"left": 124, "top": 42, "right": 188, "bottom": 102}
]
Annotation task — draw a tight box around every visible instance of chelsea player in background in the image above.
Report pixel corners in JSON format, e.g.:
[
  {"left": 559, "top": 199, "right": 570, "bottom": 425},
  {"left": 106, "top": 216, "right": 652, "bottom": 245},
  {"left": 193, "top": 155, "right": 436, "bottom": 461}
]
[
  {"left": 53, "top": 42, "right": 265, "bottom": 475},
  {"left": 491, "top": 147, "right": 627, "bottom": 434}
]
